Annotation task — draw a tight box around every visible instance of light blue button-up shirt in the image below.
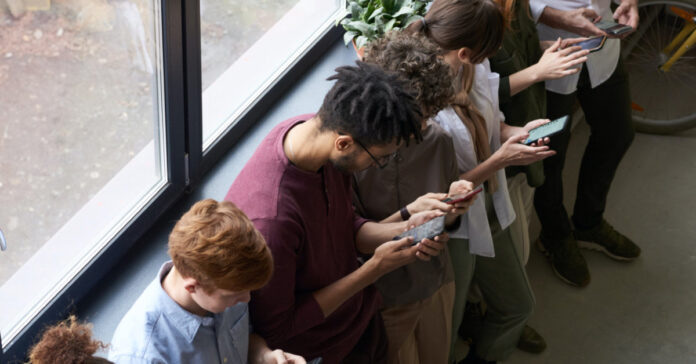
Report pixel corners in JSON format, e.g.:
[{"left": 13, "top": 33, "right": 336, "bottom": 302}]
[{"left": 108, "top": 262, "right": 250, "bottom": 364}]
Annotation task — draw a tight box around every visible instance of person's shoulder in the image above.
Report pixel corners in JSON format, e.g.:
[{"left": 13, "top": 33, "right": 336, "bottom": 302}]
[{"left": 110, "top": 280, "right": 166, "bottom": 360}]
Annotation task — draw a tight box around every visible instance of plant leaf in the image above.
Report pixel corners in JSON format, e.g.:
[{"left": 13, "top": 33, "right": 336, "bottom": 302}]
[
  {"left": 355, "top": 35, "right": 369, "bottom": 49},
  {"left": 343, "top": 30, "right": 358, "bottom": 45},
  {"left": 384, "top": 18, "right": 397, "bottom": 31},
  {"left": 392, "top": 6, "right": 416, "bottom": 19}
]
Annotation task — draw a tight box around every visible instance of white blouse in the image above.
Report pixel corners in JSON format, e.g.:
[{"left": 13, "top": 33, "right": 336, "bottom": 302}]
[
  {"left": 434, "top": 60, "right": 515, "bottom": 257},
  {"left": 530, "top": 0, "right": 620, "bottom": 95}
]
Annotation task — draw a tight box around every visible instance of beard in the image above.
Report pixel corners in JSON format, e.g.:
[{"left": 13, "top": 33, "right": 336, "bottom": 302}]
[{"left": 331, "top": 150, "right": 362, "bottom": 174}]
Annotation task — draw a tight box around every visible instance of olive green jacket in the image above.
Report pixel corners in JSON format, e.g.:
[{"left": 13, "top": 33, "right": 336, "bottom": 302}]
[{"left": 490, "top": 0, "right": 546, "bottom": 187}]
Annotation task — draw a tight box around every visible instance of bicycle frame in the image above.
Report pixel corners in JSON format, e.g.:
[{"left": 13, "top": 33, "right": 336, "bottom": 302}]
[{"left": 659, "top": 6, "right": 696, "bottom": 71}]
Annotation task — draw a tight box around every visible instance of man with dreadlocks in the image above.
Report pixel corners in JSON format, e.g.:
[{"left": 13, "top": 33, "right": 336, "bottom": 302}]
[{"left": 225, "top": 61, "right": 450, "bottom": 364}]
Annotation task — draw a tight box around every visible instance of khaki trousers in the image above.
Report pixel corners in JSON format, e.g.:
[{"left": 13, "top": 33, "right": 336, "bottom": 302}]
[{"left": 380, "top": 281, "right": 455, "bottom": 364}]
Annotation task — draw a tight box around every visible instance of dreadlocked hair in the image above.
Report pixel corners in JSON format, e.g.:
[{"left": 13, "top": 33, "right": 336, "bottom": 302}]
[{"left": 318, "top": 61, "right": 423, "bottom": 147}]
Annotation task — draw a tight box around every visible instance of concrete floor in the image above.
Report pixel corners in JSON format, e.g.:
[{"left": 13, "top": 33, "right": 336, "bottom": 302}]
[{"left": 506, "top": 121, "right": 696, "bottom": 363}]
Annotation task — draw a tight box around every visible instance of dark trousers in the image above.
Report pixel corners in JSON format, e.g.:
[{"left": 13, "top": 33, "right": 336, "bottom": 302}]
[
  {"left": 343, "top": 312, "right": 388, "bottom": 364},
  {"left": 533, "top": 59, "right": 635, "bottom": 239}
]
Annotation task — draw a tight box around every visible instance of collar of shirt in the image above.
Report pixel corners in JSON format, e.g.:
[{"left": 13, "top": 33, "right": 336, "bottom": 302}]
[{"left": 156, "top": 261, "right": 213, "bottom": 343}]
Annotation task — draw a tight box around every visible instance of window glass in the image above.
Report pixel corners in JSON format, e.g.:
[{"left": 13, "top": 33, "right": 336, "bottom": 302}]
[
  {"left": 0, "top": 0, "right": 167, "bottom": 345},
  {"left": 201, "top": 0, "right": 343, "bottom": 150}
]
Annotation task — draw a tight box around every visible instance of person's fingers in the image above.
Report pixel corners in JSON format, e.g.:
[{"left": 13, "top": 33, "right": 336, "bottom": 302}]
[
  {"left": 392, "top": 236, "right": 414, "bottom": 249},
  {"left": 416, "top": 243, "right": 440, "bottom": 257},
  {"left": 566, "top": 49, "right": 590, "bottom": 60},
  {"left": 434, "top": 232, "right": 449, "bottom": 243},
  {"left": 425, "top": 192, "right": 448, "bottom": 200},
  {"left": 271, "top": 350, "right": 289, "bottom": 364},
  {"left": 563, "top": 37, "right": 589, "bottom": 47},
  {"left": 432, "top": 200, "right": 455, "bottom": 212},
  {"left": 582, "top": 8, "right": 600, "bottom": 20},
  {"left": 508, "top": 132, "right": 529, "bottom": 144},
  {"left": 415, "top": 250, "right": 432, "bottom": 261},
  {"left": 284, "top": 353, "right": 306, "bottom": 364},
  {"left": 547, "top": 37, "right": 562, "bottom": 52},
  {"left": 558, "top": 45, "right": 581, "bottom": 56}
]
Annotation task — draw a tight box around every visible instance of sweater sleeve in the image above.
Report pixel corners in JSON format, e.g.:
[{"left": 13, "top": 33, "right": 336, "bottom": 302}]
[{"left": 248, "top": 217, "right": 326, "bottom": 347}]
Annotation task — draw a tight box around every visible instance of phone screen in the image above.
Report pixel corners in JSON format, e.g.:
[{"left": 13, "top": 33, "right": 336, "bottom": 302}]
[
  {"left": 525, "top": 115, "right": 569, "bottom": 145},
  {"left": 577, "top": 36, "right": 606, "bottom": 52},
  {"left": 395, "top": 215, "right": 446, "bottom": 246}
]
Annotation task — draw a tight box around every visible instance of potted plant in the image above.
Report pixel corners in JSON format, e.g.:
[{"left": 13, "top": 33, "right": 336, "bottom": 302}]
[{"left": 338, "top": 0, "right": 432, "bottom": 58}]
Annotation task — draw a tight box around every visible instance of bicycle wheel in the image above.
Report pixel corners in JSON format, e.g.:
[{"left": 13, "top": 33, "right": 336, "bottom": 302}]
[{"left": 622, "top": 0, "right": 696, "bottom": 134}]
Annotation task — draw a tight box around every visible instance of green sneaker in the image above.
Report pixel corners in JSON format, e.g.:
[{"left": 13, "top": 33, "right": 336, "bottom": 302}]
[
  {"left": 575, "top": 219, "right": 641, "bottom": 261},
  {"left": 536, "top": 234, "right": 591, "bottom": 287}
]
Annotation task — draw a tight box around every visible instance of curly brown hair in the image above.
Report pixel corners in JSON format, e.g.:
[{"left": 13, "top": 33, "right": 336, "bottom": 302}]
[
  {"left": 28, "top": 315, "right": 110, "bottom": 364},
  {"left": 363, "top": 30, "right": 454, "bottom": 120}
]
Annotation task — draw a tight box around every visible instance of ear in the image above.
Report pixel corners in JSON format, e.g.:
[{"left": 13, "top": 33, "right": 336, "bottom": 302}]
[
  {"left": 457, "top": 48, "right": 473, "bottom": 64},
  {"left": 335, "top": 134, "right": 356, "bottom": 152},
  {"left": 182, "top": 277, "right": 198, "bottom": 294}
]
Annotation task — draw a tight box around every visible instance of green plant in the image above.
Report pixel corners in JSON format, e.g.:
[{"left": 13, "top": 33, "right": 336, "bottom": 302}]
[{"left": 339, "top": 0, "right": 432, "bottom": 50}]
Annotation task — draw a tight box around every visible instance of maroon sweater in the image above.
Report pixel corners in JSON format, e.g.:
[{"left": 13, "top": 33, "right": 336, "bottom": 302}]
[{"left": 225, "top": 115, "right": 381, "bottom": 364}]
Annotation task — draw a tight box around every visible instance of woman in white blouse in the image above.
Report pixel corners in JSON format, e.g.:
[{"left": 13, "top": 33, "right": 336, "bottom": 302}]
[{"left": 410, "top": 0, "right": 557, "bottom": 362}]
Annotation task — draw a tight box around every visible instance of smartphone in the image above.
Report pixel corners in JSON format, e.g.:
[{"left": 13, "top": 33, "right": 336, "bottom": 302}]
[
  {"left": 577, "top": 36, "right": 606, "bottom": 52},
  {"left": 395, "top": 215, "right": 446, "bottom": 246},
  {"left": 524, "top": 115, "right": 569, "bottom": 145},
  {"left": 307, "top": 358, "right": 323, "bottom": 364},
  {"left": 0, "top": 228, "right": 6, "bottom": 251},
  {"left": 596, "top": 20, "right": 633, "bottom": 36},
  {"left": 441, "top": 186, "right": 484, "bottom": 204}
]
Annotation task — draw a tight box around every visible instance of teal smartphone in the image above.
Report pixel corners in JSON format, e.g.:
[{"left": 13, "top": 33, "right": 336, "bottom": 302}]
[{"left": 524, "top": 115, "right": 569, "bottom": 145}]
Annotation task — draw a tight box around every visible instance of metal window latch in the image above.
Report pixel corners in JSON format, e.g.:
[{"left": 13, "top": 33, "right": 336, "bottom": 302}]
[{"left": 0, "top": 228, "right": 6, "bottom": 251}]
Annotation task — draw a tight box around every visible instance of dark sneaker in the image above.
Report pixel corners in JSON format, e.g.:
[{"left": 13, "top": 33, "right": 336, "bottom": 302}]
[
  {"left": 536, "top": 234, "right": 591, "bottom": 287},
  {"left": 575, "top": 219, "right": 641, "bottom": 261},
  {"left": 458, "top": 344, "right": 496, "bottom": 364},
  {"left": 458, "top": 301, "right": 484, "bottom": 344},
  {"left": 517, "top": 325, "right": 547, "bottom": 354}
]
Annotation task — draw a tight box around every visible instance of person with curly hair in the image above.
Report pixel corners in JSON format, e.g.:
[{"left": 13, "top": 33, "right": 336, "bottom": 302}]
[
  {"left": 28, "top": 315, "right": 111, "bottom": 364},
  {"left": 108, "top": 199, "right": 306, "bottom": 364},
  {"left": 352, "top": 30, "right": 476, "bottom": 364}
]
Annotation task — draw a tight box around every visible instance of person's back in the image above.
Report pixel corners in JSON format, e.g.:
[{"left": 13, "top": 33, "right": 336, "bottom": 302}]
[{"left": 227, "top": 114, "right": 381, "bottom": 362}]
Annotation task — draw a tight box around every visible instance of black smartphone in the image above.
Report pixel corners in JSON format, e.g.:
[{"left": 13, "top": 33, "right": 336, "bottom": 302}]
[
  {"left": 307, "top": 358, "right": 323, "bottom": 364},
  {"left": 577, "top": 36, "right": 606, "bottom": 52},
  {"left": 395, "top": 215, "right": 446, "bottom": 246},
  {"left": 597, "top": 20, "right": 633, "bottom": 36},
  {"left": 524, "top": 115, "right": 569, "bottom": 145}
]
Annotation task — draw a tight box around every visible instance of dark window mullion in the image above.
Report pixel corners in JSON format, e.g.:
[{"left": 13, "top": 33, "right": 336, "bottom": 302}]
[{"left": 2, "top": 0, "right": 189, "bottom": 360}]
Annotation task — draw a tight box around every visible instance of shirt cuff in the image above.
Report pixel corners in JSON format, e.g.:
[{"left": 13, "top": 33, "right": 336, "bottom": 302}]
[
  {"left": 498, "top": 76, "right": 511, "bottom": 104},
  {"left": 529, "top": 1, "right": 547, "bottom": 23}
]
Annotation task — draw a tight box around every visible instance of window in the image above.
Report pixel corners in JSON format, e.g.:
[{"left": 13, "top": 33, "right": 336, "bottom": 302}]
[
  {"left": 0, "top": 0, "right": 343, "bottom": 357},
  {"left": 0, "top": 0, "right": 168, "bottom": 346},
  {"left": 200, "top": 0, "right": 343, "bottom": 150}
]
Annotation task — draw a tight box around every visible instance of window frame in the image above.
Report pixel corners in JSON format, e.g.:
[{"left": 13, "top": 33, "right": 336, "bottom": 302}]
[{"left": 1, "top": 0, "right": 344, "bottom": 359}]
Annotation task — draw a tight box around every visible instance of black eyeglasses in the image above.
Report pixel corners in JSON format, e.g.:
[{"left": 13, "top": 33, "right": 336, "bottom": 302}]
[{"left": 354, "top": 139, "right": 398, "bottom": 169}]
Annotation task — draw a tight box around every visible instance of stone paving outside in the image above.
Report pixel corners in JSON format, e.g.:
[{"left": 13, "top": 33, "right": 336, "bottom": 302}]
[{"left": 0, "top": 0, "right": 298, "bottom": 286}]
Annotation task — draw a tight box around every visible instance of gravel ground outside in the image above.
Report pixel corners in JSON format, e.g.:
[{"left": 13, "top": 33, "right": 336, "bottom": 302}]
[{"left": 0, "top": 0, "right": 298, "bottom": 286}]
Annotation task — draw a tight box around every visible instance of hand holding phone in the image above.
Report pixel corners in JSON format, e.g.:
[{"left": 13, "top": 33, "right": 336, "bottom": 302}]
[
  {"left": 523, "top": 115, "right": 569, "bottom": 145},
  {"left": 576, "top": 36, "right": 606, "bottom": 52},
  {"left": 395, "top": 215, "right": 446, "bottom": 246},
  {"left": 596, "top": 20, "right": 633, "bottom": 36},
  {"left": 441, "top": 186, "right": 484, "bottom": 205}
]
